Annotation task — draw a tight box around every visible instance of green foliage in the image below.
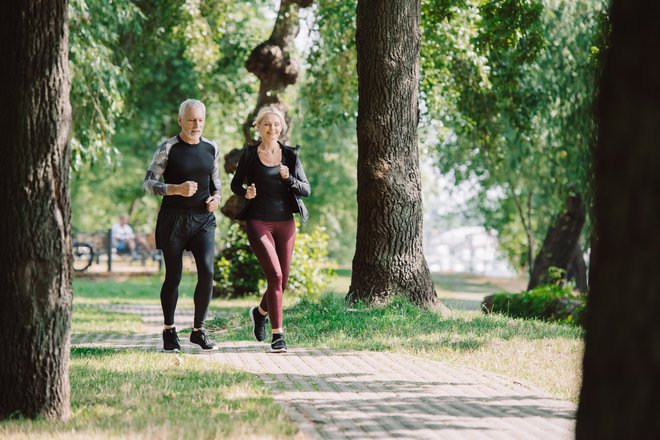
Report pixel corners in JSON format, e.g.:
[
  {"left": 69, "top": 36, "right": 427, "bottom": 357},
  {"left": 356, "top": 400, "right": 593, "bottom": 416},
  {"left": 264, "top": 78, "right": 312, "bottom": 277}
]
[
  {"left": 298, "top": 0, "right": 359, "bottom": 264},
  {"left": 213, "top": 223, "right": 333, "bottom": 299},
  {"left": 69, "top": 0, "right": 271, "bottom": 233},
  {"left": 287, "top": 226, "right": 334, "bottom": 300},
  {"left": 297, "top": 123, "right": 357, "bottom": 264},
  {"left": 69, "top": 0, "right": 144, "bottom": 169},
  {"left": 490, "top": 283, "right": 585, "bottom": 325},
  {"left": 213, "top": 223, "right": 264, "bottom": 298},
  {"left": 424, "top": 0, "right": 606, "bottom": 271}
]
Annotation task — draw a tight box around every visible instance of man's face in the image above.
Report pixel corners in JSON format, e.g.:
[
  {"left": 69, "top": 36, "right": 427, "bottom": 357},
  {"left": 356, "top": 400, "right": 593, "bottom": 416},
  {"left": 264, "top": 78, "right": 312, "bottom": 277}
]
[{"left": 178, "top": 105, "right": 205, "bottom": 143}]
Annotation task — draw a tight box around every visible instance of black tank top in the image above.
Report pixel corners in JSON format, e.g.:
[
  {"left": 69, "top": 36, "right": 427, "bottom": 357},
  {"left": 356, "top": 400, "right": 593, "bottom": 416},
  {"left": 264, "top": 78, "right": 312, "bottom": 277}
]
[{"left": 245, "top": 156, "right": 294, "bottom": 221}]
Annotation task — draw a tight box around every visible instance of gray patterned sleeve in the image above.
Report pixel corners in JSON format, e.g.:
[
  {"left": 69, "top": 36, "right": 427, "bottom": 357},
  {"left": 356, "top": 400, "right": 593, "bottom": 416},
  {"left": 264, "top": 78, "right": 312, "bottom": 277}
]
[
  {"left": 143, "top": 142, "right": 169, "bottom": 196},
  {"left": 209, "top": 139, "right": 222, "bottom": 196}
]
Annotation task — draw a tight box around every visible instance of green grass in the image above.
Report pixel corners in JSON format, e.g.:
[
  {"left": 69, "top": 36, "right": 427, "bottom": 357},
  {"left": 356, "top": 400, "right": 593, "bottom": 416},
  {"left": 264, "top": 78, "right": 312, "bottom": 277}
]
[
  {"left": 71, "top": 305, "right": 144, "bottom": 334},
  {"left": 73, "top": 276, "right": 258, "bottom": 334},
  {"left": 1, "top": 276, "right": 299, "bottom": 439},
  {"left": 73, "top": 276, "right": 185, "bottom": 304},
  {"left": 208, "top": 293, "right": 584, "bottom": 402},
  {"left": 325, "top": 271, "right": 528, "bottom": 310},
  {"left": 0, "top": 348, "right": 296, "bottom": 439},
  {"left": 74, "top": 275, "right": 583, "bottom": 402}
]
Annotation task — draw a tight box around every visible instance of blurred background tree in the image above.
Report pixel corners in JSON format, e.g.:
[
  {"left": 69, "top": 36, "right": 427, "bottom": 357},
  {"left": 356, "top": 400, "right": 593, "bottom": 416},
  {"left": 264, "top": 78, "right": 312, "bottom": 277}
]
[{"left": 67, "top": 0, "right": 608, "bottom": 287}]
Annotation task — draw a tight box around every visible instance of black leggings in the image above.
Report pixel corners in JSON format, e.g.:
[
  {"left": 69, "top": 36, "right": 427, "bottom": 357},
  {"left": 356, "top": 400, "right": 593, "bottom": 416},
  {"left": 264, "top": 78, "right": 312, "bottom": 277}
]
[{"left": 157, "top": 210, "right": 216, "bottom": 329}]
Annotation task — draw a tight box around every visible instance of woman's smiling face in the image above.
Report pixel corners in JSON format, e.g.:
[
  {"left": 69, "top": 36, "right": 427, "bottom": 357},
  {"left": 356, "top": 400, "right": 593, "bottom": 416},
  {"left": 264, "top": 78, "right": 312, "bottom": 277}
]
[{"left": 258, "top": 113, "right": 283, "bottom": 141}]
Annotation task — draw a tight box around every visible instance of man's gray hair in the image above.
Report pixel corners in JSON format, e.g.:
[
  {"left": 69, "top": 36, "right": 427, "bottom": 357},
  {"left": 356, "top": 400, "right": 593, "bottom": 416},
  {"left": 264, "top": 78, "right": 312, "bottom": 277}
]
[{"left": 179, "top": 99, "right": 205, "bottom": 117}]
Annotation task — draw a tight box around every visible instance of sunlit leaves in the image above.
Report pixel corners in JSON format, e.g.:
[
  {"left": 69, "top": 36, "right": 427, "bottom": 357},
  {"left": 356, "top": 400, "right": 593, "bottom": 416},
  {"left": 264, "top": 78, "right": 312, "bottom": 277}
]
[
  {"left": 68, "top": 0, "right": 144, "bottom": 169},
  {"left": 424, "top": 0, "right": 606, "bottom": 270}
]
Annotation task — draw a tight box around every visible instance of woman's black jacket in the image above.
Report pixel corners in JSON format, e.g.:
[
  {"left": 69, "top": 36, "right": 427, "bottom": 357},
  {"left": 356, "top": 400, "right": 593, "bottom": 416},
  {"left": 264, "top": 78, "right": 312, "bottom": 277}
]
[{"left": 230, "top": 142, "right": 311, "bottom": 222}]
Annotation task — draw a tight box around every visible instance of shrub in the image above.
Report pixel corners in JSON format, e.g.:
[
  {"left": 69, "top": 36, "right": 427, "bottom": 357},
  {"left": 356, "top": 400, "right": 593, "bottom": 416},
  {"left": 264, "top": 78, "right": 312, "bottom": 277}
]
[
  {"left": 213, "top": 223, "right": 333, "bottom": 299},
  {"left": 489, "top": 283, "right": 586, "bottom": 325},
  {"left": 213, "top": 223, "right": 263, "bottom": 298},
  {"left": 287, "top": 226, "right": 334, "bottom": 300}
]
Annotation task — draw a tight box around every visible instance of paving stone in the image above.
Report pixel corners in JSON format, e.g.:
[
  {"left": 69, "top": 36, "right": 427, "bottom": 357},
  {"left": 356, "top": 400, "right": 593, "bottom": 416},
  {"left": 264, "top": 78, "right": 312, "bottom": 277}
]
[{"left": 71, "top": 303, "right": 576, "bottom": 439}]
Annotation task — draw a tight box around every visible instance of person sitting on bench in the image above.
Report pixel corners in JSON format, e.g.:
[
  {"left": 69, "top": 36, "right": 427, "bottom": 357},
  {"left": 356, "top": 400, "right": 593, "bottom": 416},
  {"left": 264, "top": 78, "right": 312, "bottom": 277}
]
[{"left": 111, "top": 215, "right": 151, "bottom": 259}]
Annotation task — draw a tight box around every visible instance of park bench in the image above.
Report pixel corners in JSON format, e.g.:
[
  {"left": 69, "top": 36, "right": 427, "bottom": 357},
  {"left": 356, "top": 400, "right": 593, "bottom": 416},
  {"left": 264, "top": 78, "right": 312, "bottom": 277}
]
[{"left": 74, "top": 229, "right": 162, "bottom": 272}]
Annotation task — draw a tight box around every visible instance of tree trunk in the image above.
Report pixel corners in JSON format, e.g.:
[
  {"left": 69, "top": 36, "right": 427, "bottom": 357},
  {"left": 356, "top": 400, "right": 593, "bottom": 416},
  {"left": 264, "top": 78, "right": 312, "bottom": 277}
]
[
  {"left": 0, "top": 0, "right": 73, "bottom": 420},
  {"left": 567, "top": 244, "right": 588, "bottom": 293},
  {"left": 527, "top": 193, "right": 586, "bottom": 290},
  {"left": 348, "top": 0, "right": 440, "bottom": 309},
  {"left": 221, "top": 0, "right": 314, "bottom": 220},
  {"left": 577, "top": 1, "right": 660, "bottom": 437}
]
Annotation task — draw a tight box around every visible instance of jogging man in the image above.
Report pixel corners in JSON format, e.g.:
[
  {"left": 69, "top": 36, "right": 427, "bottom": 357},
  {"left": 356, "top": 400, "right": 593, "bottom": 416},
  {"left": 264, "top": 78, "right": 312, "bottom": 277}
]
[{"left": 143, "top": 99, "right": 221, "bottom": 352}]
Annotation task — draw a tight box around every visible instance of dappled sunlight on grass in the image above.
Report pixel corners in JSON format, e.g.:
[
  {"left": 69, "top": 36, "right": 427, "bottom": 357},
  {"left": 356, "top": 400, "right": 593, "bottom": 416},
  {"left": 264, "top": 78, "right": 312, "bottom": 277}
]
[
  {"left": 0, "top": 349, "right": 297, "bottom": 439},
  {"left": 209, "top": 293, "right": 583, "bottom": 402},
  {"left": 71, "top": 306, "right": 144, "bottom": 334},
  {"left": 69, "top": 275, "right": 582, "bottom": 406},
  {"left": 73, "top": 275, "right": 203, "bottom": 303}
]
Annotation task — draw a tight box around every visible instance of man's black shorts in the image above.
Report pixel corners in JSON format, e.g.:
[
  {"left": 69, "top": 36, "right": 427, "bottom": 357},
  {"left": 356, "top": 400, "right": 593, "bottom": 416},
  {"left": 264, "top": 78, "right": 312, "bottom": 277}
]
[{"left": 155, "top": 208, "right": 216, "bottom": 252}]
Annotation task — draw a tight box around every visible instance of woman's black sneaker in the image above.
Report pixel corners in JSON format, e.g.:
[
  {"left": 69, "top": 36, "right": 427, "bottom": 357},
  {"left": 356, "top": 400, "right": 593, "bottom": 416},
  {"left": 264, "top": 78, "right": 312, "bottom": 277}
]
[
  {"left": 250, "top": 307, "right": 268, "bottom": 342},
  {"left": 269, "top": 334, "right": 287, "bottom": 353},
  {"left": 189, "top": 329, "right": 219, "bottom": 351},
  {"left": 162, "top": 327, "right": 181, "bottom": 352}
]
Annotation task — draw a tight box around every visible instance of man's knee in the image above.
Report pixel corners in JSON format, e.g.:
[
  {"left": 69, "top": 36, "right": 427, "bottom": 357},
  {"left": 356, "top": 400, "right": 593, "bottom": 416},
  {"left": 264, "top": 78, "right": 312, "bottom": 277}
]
[
  {"left": 164, "top": 271, "right": 183, "bottom": 286},
  {"left": 198, "top": 264, "right": 214, "bottom": 280}
]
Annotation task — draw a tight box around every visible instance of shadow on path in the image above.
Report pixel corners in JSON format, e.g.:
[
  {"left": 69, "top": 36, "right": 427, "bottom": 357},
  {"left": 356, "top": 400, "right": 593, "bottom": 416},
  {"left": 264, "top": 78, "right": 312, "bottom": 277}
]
[{"left": 71, "top": 303, "right": 575, "bottom": 440}]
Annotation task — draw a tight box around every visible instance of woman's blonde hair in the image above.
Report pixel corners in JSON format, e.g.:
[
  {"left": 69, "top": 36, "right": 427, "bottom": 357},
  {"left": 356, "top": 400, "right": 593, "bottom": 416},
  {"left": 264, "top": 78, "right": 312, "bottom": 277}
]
[{"left": 253, "top": 105, "right": 288, "bottom": 134}]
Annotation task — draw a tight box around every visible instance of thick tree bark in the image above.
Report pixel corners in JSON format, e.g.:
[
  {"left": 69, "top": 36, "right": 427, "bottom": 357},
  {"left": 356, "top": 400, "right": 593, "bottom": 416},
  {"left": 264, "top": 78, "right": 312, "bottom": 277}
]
[
  {"left": 577, "top": 1, "right": 660, "bottom": 437},
  {"left": 0, "top": 0, "right": 73, "bottom": 420},
  {"left": 567, "top": 244, "right": 588, "bottom": 292},
  {"left": 222, "top": 0, "right": 314, "bottom": 220},
  {"left": 348, "top": 0, "right": 439, "bottom": 309},
  {"left": 527, "top": 193, "right": 586, "bottom": 291}
]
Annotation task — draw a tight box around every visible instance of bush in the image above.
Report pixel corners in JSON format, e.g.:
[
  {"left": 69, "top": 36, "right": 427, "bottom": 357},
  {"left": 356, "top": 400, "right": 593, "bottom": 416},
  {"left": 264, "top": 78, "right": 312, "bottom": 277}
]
[
  {"left": 213, "top": 223, "right": 333, "bottom": 299},
  {"left": 213, "top": 223, "right": 263, "bottom": 298},
  {"left": 489, "top": 283, "right": 586, "bottom": 325},
  {"left": 287, "top": 227, "right": 334, "bottom": 300}
]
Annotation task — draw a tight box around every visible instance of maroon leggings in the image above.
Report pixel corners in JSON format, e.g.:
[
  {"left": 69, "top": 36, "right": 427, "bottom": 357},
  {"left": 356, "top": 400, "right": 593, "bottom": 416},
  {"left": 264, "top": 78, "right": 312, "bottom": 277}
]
[{"left": 246, "top": 219, "right": 296, "bottom": 329}]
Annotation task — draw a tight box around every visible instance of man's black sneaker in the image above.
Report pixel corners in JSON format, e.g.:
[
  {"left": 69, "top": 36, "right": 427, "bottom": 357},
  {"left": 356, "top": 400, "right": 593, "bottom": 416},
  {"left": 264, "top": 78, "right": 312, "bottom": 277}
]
[
  {"left": 162, "top": 327, "right": 181, "bottom": 352},
  {"left": 250, "top": 307, "right": 268, "bottom": 342},
  {"left": 189, "top": 329, "right": 219, "bottom": 351},
  {"left": 269, "top": 335, "right": 287, "bottom": 353}
]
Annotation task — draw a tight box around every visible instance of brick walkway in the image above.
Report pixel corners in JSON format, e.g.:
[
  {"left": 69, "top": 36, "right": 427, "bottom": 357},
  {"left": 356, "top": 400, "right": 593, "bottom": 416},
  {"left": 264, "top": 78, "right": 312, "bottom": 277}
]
[{"left": 72, "top": 304, "right": 576, "bottom": 439}]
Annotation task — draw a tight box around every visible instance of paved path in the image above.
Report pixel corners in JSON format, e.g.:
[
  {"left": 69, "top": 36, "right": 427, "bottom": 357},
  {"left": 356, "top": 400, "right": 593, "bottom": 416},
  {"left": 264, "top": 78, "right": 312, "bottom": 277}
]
[{"left": 72, "top": 303, "right": 576, "bottom": 439}]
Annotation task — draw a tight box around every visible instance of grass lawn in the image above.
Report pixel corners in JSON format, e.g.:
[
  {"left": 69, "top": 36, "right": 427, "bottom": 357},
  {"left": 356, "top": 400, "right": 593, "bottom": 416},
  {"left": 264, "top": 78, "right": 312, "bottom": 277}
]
[
  {"left": 2, "top": 271, "right": 582, "bottom": 437},
  {"left": 0, "top": 274, "right": 298, "bottom": 439},
  {"left": 211, "top": 271, "right": 583, "bottom": 402},
  {"left": 211, "top": 293, "right": 583, "bottom": 402},
  {"left": 74, "top": 272, "right": 582, "bottom": 401},
  {"left": 0, "top": 349, "right": 296, "bottom": 440}
]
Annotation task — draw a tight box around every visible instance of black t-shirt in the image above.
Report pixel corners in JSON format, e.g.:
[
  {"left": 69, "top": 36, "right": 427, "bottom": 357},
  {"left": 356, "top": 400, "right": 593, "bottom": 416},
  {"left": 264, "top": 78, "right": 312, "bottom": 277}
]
[
  {"left": 143, "top": 135, "right": 221, "bottom": 210},
  {"left": 245, "top": 155, "right": 294, "bottom": 221}
]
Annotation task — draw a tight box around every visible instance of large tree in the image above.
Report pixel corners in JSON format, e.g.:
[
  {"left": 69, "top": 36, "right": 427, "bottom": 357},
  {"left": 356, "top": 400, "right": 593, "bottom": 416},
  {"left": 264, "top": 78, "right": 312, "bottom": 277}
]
[
  {"left": 576, "top": 0, "right": 660, "bottom": 436},
  {"left": 0, "top": 0, "right": 73, "bottom": 419},
  {"left": 349, "top": 0, "right": 439, "bottom": 308}
]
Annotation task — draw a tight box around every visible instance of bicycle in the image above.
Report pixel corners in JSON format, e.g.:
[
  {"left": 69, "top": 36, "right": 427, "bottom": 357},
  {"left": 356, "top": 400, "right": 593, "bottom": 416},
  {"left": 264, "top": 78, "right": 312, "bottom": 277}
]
[{"left": 72, "top": 241, "right": 95, "bottom": 272}]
